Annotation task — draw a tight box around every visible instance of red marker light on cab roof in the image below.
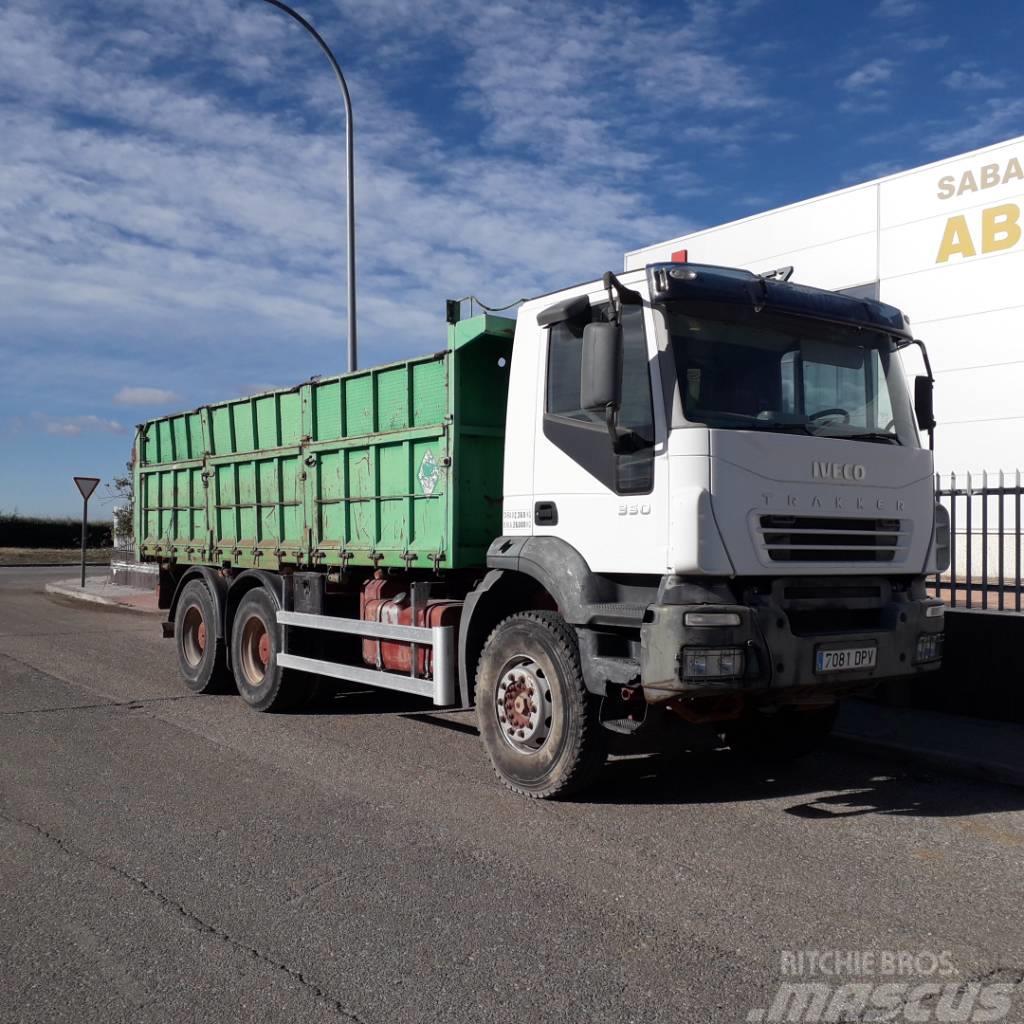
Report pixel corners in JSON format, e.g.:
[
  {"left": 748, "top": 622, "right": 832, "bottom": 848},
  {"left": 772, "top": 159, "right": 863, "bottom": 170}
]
[{"left": 671, "top": 249, "right": 688, "bottom": 263}]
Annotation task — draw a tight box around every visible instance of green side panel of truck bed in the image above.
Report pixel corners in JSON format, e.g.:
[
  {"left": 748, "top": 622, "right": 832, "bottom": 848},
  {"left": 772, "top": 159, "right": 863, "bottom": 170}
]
[{"left": 133, "top": 315, "right": 515, "bottom": 571}]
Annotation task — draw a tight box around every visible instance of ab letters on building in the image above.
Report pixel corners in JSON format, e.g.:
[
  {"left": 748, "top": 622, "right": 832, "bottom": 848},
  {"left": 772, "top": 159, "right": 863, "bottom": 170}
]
[{"left": 935, "top": 156, "right": 1024, "bottom": 263}]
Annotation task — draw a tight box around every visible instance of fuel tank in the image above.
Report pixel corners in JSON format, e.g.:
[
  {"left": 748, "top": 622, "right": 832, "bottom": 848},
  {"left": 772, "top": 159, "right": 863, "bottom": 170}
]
[{"left": 360, "top": 573, "right": 462, "bottom": 676}]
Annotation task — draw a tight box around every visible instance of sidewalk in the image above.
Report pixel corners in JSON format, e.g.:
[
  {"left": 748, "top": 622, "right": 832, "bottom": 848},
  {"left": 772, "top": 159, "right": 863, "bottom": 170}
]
[
  {"left": 45, "top": 575, "right": 160, "bottom": 614},
  {"left": 834, "top": 699, "right": 1024, "bottom": 790}
]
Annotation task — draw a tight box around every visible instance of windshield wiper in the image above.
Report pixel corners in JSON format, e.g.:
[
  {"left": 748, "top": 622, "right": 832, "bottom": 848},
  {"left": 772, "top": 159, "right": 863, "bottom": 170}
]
[{"left": 811, "top": 430, "right": 900, "bottom": 444}]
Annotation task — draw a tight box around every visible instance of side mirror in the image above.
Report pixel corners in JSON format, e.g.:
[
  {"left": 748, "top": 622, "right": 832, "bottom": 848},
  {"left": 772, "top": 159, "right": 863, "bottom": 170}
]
[
  {"left": 914, "top": 375, "right": 935, "bottom": 432},
  {"left": 580, "top": 322, "right": 622, "bottom": 411}
]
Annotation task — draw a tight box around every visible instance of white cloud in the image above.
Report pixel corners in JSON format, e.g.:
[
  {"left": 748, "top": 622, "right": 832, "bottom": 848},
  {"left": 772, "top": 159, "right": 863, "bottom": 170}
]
[
  {"left": 731, "top": 194, "right": 772, "bottom": 209},
  {"left": 113, "top": 387, "right": 179, "bottom": 406},
  {"left": 926, "top": 98, "right": 1024, "bottom": 153},
  {"left": 44, "top": 415, "right": 125, "bottom": 436},
  {"left": 945, "top": 67, "right": 1004, "bottom": 92},
  {"left": 874, "top": 0, "right": 919, "bottom": 16},
  {"left": 841, "top": 160, "right": 905, "bottom": 185},
  {"left": 837, "top": 57, "right": 897, "bottom": 114},
  {"left": 840, "top": 59, "right": 895, "bottom": 92}
]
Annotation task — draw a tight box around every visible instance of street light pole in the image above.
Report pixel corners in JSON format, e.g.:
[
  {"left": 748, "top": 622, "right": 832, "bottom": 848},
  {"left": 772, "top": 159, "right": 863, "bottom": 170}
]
[{"left": 259, "top": 0, "right": 357, "bottom": 372}]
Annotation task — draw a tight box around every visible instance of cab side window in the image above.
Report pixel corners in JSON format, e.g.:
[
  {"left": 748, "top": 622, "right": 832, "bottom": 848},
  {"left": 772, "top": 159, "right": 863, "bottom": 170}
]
[
  {"left": 547, "top": 320, "right": 602, "bottom": 424},
  {"left": 543, "top": 303, "right": 654, "bottom": 494}
]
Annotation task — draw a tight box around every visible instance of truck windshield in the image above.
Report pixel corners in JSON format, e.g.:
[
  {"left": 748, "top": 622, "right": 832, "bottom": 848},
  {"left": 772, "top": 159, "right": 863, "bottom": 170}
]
[{"left": 666, "top": 308, "right": 918, "bottom": 445}]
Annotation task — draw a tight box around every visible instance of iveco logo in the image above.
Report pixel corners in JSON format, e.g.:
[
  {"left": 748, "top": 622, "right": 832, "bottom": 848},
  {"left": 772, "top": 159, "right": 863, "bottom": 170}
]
[{"left": 812, "top": 461, "right": 866, "bottom": 482}]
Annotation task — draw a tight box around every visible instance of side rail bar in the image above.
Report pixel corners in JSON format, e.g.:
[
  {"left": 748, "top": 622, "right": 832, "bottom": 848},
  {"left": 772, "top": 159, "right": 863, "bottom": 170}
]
[{"left": 276, "top": 611, "right": 456, "bottom": 707}]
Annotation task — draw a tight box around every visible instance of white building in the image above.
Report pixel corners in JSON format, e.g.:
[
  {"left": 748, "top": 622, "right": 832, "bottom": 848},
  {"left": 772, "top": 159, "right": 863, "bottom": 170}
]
[{"left": 626, "top": 134, "right": 1024, "bottom": 484}]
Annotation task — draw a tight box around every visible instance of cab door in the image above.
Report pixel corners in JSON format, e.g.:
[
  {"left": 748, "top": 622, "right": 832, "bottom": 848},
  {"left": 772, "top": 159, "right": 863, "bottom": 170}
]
[{"left": 531, "top": 298, "right": 668, "bottom": 574}]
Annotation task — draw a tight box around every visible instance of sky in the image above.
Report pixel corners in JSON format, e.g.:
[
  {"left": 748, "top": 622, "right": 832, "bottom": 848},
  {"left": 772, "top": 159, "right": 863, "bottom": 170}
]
[{"left": 1, "top": 0, "right": 1022, "bottom": 516}]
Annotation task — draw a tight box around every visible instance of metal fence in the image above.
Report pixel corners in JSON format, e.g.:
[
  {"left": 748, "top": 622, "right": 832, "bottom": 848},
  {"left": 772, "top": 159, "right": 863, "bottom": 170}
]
[
  {"left": 931, "top": 471, "right": 1023, "bottom": 611},
  {"left": 111, "top": 504, "right": 135, "bottom": 563},
  {"left": 111, "top": 538, "right": 137, "bottom": 563}
]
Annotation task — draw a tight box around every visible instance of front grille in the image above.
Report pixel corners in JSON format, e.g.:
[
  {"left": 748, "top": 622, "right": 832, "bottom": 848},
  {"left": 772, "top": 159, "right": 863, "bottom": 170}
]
[
  {"left": 756, "top": 514, "right": 905, "bottom": 564},
  {"left": 786, "top": 608, "right": 883, "bottom": 635}
]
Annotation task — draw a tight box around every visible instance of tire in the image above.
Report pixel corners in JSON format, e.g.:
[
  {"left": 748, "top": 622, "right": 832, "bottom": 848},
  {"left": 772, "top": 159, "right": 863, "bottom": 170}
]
[
  {"left": 729, "top": 704, "right": 838, "bottom": 762},
  {"left": 476, "top": 611, "right": 606, "bottom": 799},
  {"left": 229, "top": 587, "right": 307, "bottom": 712},
  {"left": 174, "top": 579, "right": 229, "bottom": 694}
]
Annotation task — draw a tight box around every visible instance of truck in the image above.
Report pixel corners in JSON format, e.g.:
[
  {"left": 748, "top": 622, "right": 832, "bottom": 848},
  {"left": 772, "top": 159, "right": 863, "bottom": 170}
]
[{"left": 134, "top": 261, "right": 949, "bottom": 798}]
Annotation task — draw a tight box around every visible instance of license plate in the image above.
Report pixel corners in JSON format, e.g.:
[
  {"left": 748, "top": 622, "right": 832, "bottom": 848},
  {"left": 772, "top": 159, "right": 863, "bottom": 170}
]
[{"left": 816, "top": 645, "right": 877, "bottom": 673}]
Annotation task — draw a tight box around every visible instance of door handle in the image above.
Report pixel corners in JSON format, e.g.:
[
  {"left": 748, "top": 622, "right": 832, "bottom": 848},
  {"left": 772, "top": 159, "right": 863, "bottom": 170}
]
[{"left": 534, "top": 501, "right": 558, "bottom": 526}]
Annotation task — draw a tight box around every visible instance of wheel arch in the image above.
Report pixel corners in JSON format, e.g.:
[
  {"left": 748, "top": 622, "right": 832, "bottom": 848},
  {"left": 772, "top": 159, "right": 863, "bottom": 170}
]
[
  {"left": 459, "top": 569, "right": 557, "bottom": 707},
  {"left": 166, "top": 567, "right": 228, "bottom": 641},
  {"left": 485, "top": 536, "right": 606, "bottom": 624}
]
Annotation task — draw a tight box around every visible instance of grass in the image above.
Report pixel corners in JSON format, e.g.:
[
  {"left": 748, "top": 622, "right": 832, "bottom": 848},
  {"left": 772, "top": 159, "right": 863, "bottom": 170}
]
[{"left": 0, "top": 547, "right": 113, "bottom": 566}]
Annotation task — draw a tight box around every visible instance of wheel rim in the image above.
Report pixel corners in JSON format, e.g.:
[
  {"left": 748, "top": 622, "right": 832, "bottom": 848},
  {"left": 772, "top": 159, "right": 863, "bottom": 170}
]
[
  {"left": 181, "top": 604, "right": 206, "bottom": 668},
  {"left": 239, "top": 612, "right": 270, "bottom": 687},
  {"left": 495, "top": 657, "right": 553, "bottom": 753}
]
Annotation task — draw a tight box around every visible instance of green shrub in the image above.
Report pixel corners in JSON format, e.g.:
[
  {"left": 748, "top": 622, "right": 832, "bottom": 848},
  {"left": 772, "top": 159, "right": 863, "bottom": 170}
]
[{"left": 0, "top": 512, "right": 114, "bottom": 549}]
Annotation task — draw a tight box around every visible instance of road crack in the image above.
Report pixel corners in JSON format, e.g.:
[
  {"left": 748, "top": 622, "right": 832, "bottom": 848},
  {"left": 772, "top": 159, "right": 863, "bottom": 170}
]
[
  {"left": 0, "top": 648, "right": 197, "bottom": 718},
  {"left": 0, "top": 808, "right": 372, "bottom": 1023},
  {"left": 0, "top": 694, "right": 197, "bottom": 716},
  {"left": 845, "top": 964, "right": 1024, "bottom": 1022}
]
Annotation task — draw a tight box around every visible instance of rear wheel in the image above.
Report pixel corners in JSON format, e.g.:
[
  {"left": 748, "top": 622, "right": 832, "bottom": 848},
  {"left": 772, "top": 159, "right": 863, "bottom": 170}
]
[
  {"left": 174, "top": 579, "right": 229, "bottom": 694},
  {"left": 476, "top": 611, "right": 606, "bottom": 799},
  {"left": 230, "top": 587, "right": 307, "bottom": 712}
]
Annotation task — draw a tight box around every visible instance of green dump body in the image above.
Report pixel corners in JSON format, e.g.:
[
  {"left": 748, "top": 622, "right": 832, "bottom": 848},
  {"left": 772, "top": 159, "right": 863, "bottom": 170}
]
[{"left": 133, "top": 315, "right": 515, "bottom": 571}]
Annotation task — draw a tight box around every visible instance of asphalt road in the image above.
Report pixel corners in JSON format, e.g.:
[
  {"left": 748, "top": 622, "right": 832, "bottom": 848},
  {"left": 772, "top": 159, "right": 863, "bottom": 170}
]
[{"left": 2, "top": 566, "right": 1023, "bottom": 1024}]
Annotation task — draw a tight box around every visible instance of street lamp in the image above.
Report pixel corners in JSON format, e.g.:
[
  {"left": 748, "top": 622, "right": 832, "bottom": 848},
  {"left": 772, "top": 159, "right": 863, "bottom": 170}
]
[{"left": 259, "top": 0, "right": 357, "bottom": 372}]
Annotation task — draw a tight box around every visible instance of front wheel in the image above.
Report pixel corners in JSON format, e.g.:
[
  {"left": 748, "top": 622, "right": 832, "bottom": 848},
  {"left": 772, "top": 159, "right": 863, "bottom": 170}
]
[{"left": 476, "top": 611, "right": 606, "bottom": 799}]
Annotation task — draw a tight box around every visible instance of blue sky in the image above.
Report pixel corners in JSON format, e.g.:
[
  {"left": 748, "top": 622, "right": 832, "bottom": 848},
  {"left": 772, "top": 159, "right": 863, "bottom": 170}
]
[{"left": 2, "top": 0, "right": 1021, "bottom": 516}]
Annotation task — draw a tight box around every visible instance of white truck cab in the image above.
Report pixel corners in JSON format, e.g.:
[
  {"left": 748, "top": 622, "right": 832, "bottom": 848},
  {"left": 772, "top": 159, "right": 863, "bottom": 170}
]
[{"left": 477, "top": 263, "right": 947, "bottom": 772}]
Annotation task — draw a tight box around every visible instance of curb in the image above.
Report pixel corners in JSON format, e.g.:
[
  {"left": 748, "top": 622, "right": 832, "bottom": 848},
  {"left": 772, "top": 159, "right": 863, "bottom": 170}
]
[
  {"left": 44, "top": 580, "right": 161, "bottom": 615},
  {"left": 832, "top": 731, "right": 1024, "bottom": 791}
]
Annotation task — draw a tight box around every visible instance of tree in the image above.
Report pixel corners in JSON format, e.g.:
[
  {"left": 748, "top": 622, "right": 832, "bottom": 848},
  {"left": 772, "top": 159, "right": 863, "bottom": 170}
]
[{"left": 105, "top": 460, "right": 134, "bottom": 546}]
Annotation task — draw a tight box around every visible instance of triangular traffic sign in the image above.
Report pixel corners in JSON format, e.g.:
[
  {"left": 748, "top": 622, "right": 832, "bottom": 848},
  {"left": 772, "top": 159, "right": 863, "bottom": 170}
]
[{"left": 74, "top": 476, "right": 101, "bottom": 500}]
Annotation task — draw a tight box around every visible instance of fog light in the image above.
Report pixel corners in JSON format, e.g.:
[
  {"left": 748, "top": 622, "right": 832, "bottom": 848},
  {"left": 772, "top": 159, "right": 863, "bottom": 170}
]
[
  {"left": 681, "top": 646, "right": 745, "bottom": 679},
  {"left": 915, "top": 633, "right": 944, "bottom": 663},
  {"left": 684, "top": 611, "right": 741, "bottom": 627}
]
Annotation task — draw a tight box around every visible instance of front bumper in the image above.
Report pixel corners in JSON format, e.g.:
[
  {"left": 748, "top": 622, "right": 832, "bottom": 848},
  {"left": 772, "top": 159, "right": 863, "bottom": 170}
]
[{"left": 640, "top": 583, "right": 944, "bottom": 704}]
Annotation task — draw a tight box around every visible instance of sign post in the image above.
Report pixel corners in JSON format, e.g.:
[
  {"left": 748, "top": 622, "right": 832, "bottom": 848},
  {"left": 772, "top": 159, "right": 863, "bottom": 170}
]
[{"left": 73, "top": 477, "right": 101, "bottom": 588}]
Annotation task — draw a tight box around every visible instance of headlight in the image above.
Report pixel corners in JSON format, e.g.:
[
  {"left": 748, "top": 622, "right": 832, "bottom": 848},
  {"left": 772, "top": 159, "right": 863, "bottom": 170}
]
[{"left": 934, "top": 503, "right": 951, "bottom": 573}]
